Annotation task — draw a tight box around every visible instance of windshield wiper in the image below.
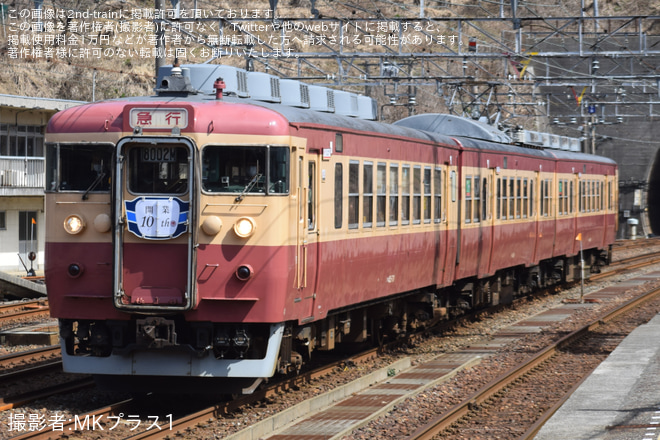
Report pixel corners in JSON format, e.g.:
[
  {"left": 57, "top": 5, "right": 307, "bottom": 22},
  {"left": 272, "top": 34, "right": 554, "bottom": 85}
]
[
  {"left": 82, "top": 171, "right": 106, "bottom": 200},
  {"left": 235, "top": 173, "right": 262, "bottom": 202}
]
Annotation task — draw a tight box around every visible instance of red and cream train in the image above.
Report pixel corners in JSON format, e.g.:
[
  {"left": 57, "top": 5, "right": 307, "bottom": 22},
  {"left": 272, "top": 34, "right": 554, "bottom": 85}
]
[{"left": 44, "top": 64, "right": 617, "bottom": 393}]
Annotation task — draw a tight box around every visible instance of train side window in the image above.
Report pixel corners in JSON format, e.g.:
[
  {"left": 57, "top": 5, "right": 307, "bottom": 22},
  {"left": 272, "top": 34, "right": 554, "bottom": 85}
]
[
  {"left": 522, "top": 178, "right": 528, "bottom": 218},
  {"left": 516, "top": 177, "right": 522, "bottom": 218},
  {"left": 558, "top": 180, "right": 564, "bottom": 216},
  {"left": 401, "top": 165, "right": 411, "bottom": 225},
  {"left": 474, "top": 176, "right": 481, "bottom": 223},
  {"left": 377, "top": 163, "right": 387, "bottom": 227},
  {"left": 423, "top": 167, "right": 432, "bottom": 223},
  {"left": 465, "top": 176, "right": 472, "bottom": 224},
  {"left": 530, "top": 179, "right": 535, "bottom": 216},
  {"left": 434, "top": 168, "right": 442, "bottom": 223},
  {"left": 348, "top": 161, "right": 359, "bottom": 229},
  {"left": 579, "top": 181, "right": 583, "bottom": 212},
  {"left": 543, "top": 179, "right": 552, "bottom": 217},
  {"left": 540, "top": 180, "right": 545, "bottom": 216},
  {"left": 496, "top": 177, "right": 501, "bottom": 220},
  {"left": 413, "top": 166, "right": 422, "bottom": 224},
  {"left": 334, "top": 163, "right": 343, "bottom": 229},
  {"left": 450, "top": 170, "right": 457, "bottom": 203},
  {"left": 501, "top": 177, "right": 508, "bottom": 219},
  {"left": 308, "top": 161, "right": 316, "bottom": 230},
  {"left": 570, "top": 181, "right": 575, "bottom": 213},
  {"left": 335, "top": 133, "right": 343, "bottom": 153},
  {"left": 363, "top": 162, "right": 373, "bottom": 228},
  {"left": 389, "top": 164, "right": 399, "bottom": 226},
  {"left": 508, "top": 178, "right": 515, "bottom": 219},
  {"left": 47, "top": 143, "right": 113, "bottom": 192},
  {"left": 482, "top": 177, "right": 488, "bottom": 221},
  {"left": 608, "top": 181, "right": 613, "bottom": 211}
]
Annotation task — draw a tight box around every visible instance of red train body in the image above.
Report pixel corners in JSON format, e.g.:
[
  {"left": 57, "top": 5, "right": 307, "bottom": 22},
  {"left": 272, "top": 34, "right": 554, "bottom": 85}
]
[{"left": 44, "top": 65, "right": 617, "bottom": 393}]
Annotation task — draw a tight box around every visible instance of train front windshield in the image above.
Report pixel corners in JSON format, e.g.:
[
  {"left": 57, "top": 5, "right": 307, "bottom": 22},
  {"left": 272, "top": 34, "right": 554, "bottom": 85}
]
[
  {"left": 202, "top": 145, "right": 289, "bottom": 195},
  {"left": 46, "top": 144, "right": 113, "bottom": 193}
]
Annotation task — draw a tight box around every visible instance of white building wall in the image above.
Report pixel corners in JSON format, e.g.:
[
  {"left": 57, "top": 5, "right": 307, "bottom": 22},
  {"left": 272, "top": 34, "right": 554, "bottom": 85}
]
[{"left": 0, "top": 196, "right": 44, "bottom": 274}]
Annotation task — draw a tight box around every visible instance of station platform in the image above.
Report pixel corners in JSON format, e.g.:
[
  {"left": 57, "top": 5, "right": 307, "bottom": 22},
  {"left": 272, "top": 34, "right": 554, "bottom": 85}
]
[{"left": 534, "top": 312, "right": 660, "bottom": 440}]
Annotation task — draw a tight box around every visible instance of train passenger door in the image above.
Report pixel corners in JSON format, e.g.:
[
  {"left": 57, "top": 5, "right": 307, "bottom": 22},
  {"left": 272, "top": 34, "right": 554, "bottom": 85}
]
[
  {"left": 295, "top": 150, "right": 319, "bottom": 319},
  {"left": 113, "top": 137, "right": 196, "bottom": 312},
  {"left": 478, "top": 170, "right": 494, "bottom": 277}
]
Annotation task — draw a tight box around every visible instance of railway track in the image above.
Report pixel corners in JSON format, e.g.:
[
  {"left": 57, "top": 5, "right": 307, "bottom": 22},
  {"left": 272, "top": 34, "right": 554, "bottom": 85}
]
[
  {"left": 404, "top": 284, "right": 660, "bottom": 440},
  {"left": 0, "top": 300, "right": 49, "bottom": 327},
  {"left": 6, "top": 349, "right": 382, "bottom": 440},
  {"left": 0, "top": 346, "right": 60, "bottom": 370},
  {"left": 4, "top": 242, "right": 660, "bottom": 439}
]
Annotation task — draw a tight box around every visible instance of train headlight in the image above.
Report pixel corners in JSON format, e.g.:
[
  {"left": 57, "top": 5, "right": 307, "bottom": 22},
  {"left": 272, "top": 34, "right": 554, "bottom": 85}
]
[
  {"left": 93, "top": 214, "right": 112, "bottom": 233},
  {"left": 63, "top": 215, "right": 85, "bottom": 235},
  {"left": 201, "top": 216, "right": 223, "bottom": 236},
  {"left": 233, "top": 217, "right": 256, "bottom": 238}
]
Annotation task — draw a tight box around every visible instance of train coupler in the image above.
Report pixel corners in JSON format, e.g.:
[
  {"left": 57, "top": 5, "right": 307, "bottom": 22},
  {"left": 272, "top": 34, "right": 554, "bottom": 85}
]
[{"left": 136, "top": 317, "right": 177, "bottom": 348}]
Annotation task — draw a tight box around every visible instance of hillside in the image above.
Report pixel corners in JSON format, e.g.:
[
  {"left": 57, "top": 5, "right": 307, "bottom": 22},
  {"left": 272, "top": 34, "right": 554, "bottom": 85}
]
[{"left": 0, "top": 0, "right": 657, "bottom": 125}]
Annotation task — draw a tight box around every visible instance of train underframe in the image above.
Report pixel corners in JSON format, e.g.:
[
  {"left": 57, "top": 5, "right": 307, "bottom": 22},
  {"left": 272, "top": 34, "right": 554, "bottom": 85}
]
[{"left": 60, "top": 246, "right": 610, "bottom": 395}]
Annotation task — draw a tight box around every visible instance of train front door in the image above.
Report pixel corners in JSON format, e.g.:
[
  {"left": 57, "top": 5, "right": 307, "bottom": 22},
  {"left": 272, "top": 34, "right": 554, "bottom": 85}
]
[
  {"left": 113, "top": 137, "right": 196, "bottom": 311},
  {"left": 295, "top": 150, "right": 320, "bottom": 320}
]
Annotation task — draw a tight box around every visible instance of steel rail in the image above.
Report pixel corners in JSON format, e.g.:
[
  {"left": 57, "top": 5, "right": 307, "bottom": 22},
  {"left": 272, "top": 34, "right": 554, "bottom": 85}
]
[
  {"left": 405, "top": 284, "right": 660, "bottom": 440},
  {"left": 0, "top": 345, "right": 60, "bottom": 369}
]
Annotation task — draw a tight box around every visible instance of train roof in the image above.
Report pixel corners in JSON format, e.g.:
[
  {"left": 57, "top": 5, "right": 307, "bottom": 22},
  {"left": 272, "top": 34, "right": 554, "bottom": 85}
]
[
  {"left": 48, "top": 90, "right": 616, "bottom": 167},
  {"left": 240, "top": 98, "right": 615, "bottom": 166}
]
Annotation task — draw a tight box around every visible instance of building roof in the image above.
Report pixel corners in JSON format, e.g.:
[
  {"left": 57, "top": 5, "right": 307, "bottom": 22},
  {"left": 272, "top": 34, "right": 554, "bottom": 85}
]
[{"left": 0, "top": 94, "right": 86, "bottom": 112}]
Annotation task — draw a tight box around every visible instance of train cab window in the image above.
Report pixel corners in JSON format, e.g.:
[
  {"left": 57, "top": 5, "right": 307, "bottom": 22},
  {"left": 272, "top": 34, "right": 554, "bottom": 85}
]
[
  {"left": 348, "top": 161, "right": 359, "bottom": 229},
  {"left": 434, "top": 168, "right": 442, "bottom": 223},
  {"left": 334, "top": 163, "right": 343, "bottom": 229},
  {"left": 401, "top": 165, "right": 411, "bottom": 225},
  {"left": 363, "top": 162, "right": 373, "bottom": 228},
  {"left": 413, "top": 166, "right": 421, "bottom": 224},
  {"left": 128, "top": 145, "right": 189, "bottom": 194},
  {"left": 377, "top": 163, "right": 387, "bottom": 227},
  {"left": 389, "top": 165, "right": 399, "bottom": 226},
  {"left": 201, "top": 145, "right": 289, "bottom": 195},
  {"left": 46, "top": 143, "right": 112, "bottom": 193},
  {"left": 424, "top": 167, "right": 432, "bottom": 223}
]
